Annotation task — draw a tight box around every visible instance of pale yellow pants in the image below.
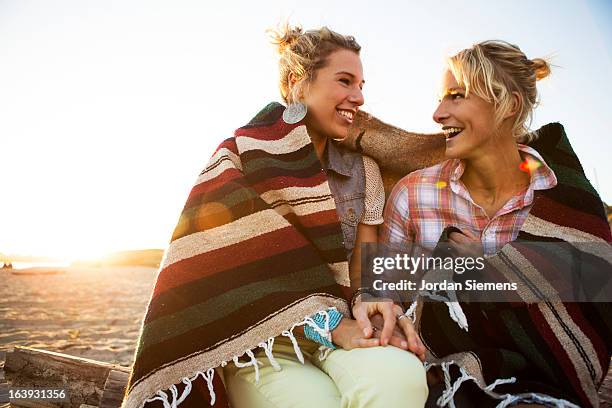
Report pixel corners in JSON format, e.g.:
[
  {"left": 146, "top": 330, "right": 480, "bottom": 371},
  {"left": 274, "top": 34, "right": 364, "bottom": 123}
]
[{"left": 222, "top": 335, "right": 428, "bottom": 408}]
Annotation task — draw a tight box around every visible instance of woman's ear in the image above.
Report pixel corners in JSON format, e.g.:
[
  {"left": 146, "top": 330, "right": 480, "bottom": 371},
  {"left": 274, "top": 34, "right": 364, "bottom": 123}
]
[
  {"left": 288, "top": 72, "right": 298, "bottom": 88},
  {"left": 287, "top": 72, "right": 305, "bottom": 101},
  {"left": 288, "top": 72, "right": 299, "bottom": 95},
  {"left": 505, "top": 91, "right": 522, "bottom": 118}
]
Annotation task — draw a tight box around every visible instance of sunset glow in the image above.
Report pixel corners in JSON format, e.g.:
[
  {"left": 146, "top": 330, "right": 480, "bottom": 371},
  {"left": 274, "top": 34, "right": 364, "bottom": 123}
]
[{"left": 1, "top": 0, "right": 610, "bottom": 260}]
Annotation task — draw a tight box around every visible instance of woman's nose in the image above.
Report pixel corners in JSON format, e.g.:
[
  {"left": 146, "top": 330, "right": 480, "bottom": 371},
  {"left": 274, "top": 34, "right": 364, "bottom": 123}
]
[
  {"left": 432, "top": 102, "right": 449, "bottom": 124},
  {"left": 349, "top": 88, "right": 364, "bottom": 106}
]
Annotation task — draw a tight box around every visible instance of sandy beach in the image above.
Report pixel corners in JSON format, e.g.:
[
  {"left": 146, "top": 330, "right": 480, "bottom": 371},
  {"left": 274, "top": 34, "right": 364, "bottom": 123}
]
[{"left": 0, "top": 266, "right": 157, "bottom": 367}]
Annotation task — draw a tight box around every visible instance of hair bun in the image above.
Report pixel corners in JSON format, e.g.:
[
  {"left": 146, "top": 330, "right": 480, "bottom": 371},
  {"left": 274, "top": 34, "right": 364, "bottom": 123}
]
[
  {"left": 531, "top": 57, "right": 551, "bottom": 81},
  {"left": 268, "top": 24, "right": 303, "bottom": 55}
]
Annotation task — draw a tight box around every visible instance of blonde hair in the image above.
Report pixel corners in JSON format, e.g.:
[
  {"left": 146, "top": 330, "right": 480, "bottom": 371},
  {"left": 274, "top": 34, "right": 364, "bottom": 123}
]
[
  {"left": 447, "top": 40, "right": 551, "bottom": 142},
  {"left": 268, "top": 24, "right": 361, "bottom": 104}
]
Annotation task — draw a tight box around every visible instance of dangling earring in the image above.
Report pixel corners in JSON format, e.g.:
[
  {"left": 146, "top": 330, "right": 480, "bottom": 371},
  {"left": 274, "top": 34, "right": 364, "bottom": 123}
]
[{"left": 282, "top": 102, "right": 307, "bottom": 124}]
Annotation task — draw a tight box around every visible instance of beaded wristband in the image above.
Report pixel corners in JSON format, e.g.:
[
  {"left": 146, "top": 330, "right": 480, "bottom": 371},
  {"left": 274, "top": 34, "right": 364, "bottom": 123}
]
[{"left": 304, "top": 308, "right": 344, "bottom": 349}]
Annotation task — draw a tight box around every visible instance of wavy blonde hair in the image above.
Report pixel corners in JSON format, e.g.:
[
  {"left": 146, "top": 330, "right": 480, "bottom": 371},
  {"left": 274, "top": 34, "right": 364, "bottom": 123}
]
[
  {"left": 268, "top": 24, "right": 361, "bottom": 104},
  {"left": 448, "top": 40, "right": 551, "bottom": 142}
]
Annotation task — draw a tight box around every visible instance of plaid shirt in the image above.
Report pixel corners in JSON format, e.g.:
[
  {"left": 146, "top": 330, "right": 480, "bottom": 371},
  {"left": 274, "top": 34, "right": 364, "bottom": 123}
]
[{"left": 380, "top": 145, "right": 557, "bottom": 256}]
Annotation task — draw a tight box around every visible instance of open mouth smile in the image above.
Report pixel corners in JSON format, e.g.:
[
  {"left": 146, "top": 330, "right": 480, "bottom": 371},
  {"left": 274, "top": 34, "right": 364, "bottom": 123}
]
[
  {"left": 443, "top": 126, "right": 463, "bottom": 140},
  {"left": 337, "top": 109, "right": 355, "bottom": 124}
]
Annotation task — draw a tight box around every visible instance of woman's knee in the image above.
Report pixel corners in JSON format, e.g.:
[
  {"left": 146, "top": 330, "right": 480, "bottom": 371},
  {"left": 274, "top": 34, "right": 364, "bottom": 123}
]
[
  {"left": 224, "top": 359, "right": 341, "bottom": 408},
  {"left": 361, "top": 348, "right": 428, "bottom": 398},
  {"left": 324, "top": 347, "right": 428, "bottom": 406}
]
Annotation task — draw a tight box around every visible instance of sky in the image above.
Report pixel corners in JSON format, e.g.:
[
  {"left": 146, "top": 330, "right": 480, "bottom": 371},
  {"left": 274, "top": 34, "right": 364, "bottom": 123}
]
[{"left": 1, "top": 0, "right": 611, "bottom": 259}]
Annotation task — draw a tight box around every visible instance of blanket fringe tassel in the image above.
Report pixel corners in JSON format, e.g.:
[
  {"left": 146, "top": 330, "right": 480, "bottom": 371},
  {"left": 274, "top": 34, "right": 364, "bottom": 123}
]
[
  {"left": 417, "top": 292, "right": 469, "bottom": 331},
  {"left": 142, "top": 309, "right": 337, "bottom": 407},
  {"left": 426, "top": 360, "right": 580, "bottom": 408},
  {"left": 404, "top": 300, "right": 418, "bottom": 322},
  {"left": 420, "top": 296, "right": 578, "bottom": 407},
  {"left": 144, "top": 367, "right": 216, "bottom": 408}
]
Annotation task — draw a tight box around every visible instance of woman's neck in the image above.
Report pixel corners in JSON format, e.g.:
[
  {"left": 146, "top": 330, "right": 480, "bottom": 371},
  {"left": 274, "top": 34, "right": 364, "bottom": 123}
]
[
  {"left": 308, "top": 128, "right": 328, "bottom": 161},
  {"left": 460, "top": 141, "right": 531, "bottom": 217}
]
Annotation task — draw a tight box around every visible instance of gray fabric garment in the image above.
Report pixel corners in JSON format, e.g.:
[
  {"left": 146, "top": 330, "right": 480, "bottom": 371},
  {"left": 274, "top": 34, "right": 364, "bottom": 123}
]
[{"left": 322, "top": 140, "right": 366, "bottom": 262}]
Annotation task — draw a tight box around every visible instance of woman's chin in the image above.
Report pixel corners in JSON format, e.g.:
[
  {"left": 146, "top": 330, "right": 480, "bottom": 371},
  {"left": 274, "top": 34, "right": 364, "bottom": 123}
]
[
  {"left": 444, "top": 145, "right": 466, "bottom": 160},
  {"left": 444, "top": 146, "right": 458, "bottom": 159},
  {"left": 329, "top": 127, "right": 349, "bottom": 141}
]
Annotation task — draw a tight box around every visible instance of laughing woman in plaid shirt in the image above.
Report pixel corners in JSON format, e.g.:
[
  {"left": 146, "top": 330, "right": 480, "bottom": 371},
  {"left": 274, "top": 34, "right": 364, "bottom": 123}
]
[
  {"left": 381, "top": 42, "right": 556, "bottom": 255},
  {"left": 380, "top": 41, "right": 612, "bottom": 407}
]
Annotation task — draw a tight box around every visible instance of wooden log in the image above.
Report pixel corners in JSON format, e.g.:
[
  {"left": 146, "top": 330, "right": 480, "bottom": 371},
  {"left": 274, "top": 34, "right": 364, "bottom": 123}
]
[
  {"left": 4, "top": 347, "right": 128, "bottom": 408},
  {"left": 99, "top": 370, "right": 128, "bottom": 408},
  {"left": 9, "top": 400, "right": 58, "bottom": 408},
  {"left": 1, "top": 351, "right": 9, "bottom": 405},
  {"left": 0, "top": 383, "right": 7, "bottom": 405}
]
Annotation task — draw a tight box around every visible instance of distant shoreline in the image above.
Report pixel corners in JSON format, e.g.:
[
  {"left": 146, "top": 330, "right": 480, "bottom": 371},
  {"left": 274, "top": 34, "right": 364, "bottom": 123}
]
[
  {"left": 1, "top": 248, "right": 164, "bottom": 269},
  {"left": 4, "top": 261, "right": 71, "bottom": 270}
]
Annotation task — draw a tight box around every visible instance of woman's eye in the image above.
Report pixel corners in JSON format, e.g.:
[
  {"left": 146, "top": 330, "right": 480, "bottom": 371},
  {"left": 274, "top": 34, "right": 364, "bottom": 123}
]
[
  {"left": 339, "top": 78, "right": 350, "bottom": 85},
  {"left": 450, "top": 93, "right": 464, "bottom": 100}
]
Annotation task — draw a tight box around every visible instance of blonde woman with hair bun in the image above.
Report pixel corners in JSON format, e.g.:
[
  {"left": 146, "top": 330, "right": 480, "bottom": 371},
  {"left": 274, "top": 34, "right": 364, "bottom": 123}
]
[
  {"left": 126, "top": 23, "right": 428, "bottom": 408},
  {"left": 219, "top": 24, "right": 428, "bottom": 408},
  {"left": 382, "top": 40, "right": 612, "bottom": 407},
  {"left": 383, "top": 39, "right": 556, "bottom": 257}
]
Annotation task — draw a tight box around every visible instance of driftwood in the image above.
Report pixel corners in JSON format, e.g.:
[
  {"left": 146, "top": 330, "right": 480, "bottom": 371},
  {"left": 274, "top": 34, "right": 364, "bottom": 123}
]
[
  {"left": 2, "top": 347, "right": 129, "bottom": 408},
  {"left": 1, "top": 351, "right": 9, "bottom": 407},
  {"left": 98, "top": 371, "right": 128, "bottom": 408}
]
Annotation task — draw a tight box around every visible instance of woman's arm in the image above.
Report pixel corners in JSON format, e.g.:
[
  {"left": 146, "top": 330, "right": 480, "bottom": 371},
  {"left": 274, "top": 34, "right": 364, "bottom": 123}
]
[
  {"left": 379, "top": 180, "right": 415, "bottom": 247},
  {"left": 349, "top": 223, "right": 377, "bottom": 290},
  {"left": 348, "top": 221, "right": 425, "bottom": 360},
  {"left": 341, "top": 110, "right": 446, "bottom": 175}
]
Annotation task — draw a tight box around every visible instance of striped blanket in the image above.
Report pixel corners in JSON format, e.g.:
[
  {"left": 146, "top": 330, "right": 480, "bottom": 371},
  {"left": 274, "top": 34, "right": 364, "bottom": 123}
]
[
  {"left": 418, "top": 123, "right": 612, "bottom": 407},
  {"left": 123, "top": 102, "right": 351, "bottom": 408}
]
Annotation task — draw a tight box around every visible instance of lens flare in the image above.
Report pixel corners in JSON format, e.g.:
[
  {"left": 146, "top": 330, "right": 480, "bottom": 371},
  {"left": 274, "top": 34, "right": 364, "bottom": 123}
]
[
  {"left": 195, "top": 202, "right": 233, "bottom": 231},
  {"left": 519, "top": 157, "right": 542, "bottom": 173}
]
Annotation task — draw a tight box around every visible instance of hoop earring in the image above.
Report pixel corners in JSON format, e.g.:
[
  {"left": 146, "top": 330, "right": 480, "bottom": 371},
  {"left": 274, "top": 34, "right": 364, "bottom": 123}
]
[{"left": 282, "top": 102, "right": 307, "bottom": 124}]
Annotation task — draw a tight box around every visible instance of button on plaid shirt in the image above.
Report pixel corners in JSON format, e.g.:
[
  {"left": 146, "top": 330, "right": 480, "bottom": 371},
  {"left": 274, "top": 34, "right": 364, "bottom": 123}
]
[{"left": 380, "top": 145, "right": 557, "bottom": 256}]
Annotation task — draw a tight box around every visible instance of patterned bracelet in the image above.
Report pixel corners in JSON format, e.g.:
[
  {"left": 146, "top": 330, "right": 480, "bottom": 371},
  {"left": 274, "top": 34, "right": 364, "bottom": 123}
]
[{"left": 304, "top": 308, "right": 344, "bottom": 349}]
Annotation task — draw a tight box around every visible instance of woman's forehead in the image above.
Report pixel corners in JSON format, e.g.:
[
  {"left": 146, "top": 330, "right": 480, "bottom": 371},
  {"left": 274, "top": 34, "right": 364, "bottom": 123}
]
[
  {"left": 438, "top": 71, "right": 464, "bottom": 98},
  {"left": 441, "top": 70, "right": 460, "bottom": 87},
  {"left": 320, "top": 50, "right": 363, "bottom": 78}
]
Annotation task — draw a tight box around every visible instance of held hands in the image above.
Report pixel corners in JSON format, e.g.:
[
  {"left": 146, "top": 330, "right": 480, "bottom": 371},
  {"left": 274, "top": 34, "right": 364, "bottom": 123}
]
[
  {"left": 330, "top": 231, "right": 480, "bottom": 360},
  {"left": 370, "top": 313, "right": 426, "bottom": 362},
  {"left": 342, "top": 298, "right": 425, "bottom": 361},
  {"left": 352, "top": 297, "right": 403, "bottom": 345},
  {"left": 330, "top": 318, "right": 381, "bottom": 351}
]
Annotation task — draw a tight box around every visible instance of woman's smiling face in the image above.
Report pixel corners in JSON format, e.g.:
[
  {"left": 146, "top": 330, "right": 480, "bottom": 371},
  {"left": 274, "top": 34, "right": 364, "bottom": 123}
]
[
  {"left": 433, "top": 70, "right": 498, "bottom": 160},
  {"left": 300, "top": 49, "right": 365, "bottom": 141}
]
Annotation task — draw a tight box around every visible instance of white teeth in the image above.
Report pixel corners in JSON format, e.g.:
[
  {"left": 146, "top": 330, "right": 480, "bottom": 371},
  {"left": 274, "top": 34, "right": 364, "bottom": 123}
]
[
  {"left": 338, "top": 110, "right": 354, "bottom": 120},
  {"left": 443, "top": 127, "right": 463, "bottom": 135}
]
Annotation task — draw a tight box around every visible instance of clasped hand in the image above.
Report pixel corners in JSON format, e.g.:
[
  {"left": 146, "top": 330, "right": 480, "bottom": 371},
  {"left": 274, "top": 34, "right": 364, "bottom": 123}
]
[{"left": 331, "top": 298, "right": 426, "bottom": 361}]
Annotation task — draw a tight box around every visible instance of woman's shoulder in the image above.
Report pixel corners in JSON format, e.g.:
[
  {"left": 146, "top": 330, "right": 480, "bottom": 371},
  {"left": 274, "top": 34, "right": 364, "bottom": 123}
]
[{"left": 361, "top": 154, "right": 380, "bottom": 172}]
